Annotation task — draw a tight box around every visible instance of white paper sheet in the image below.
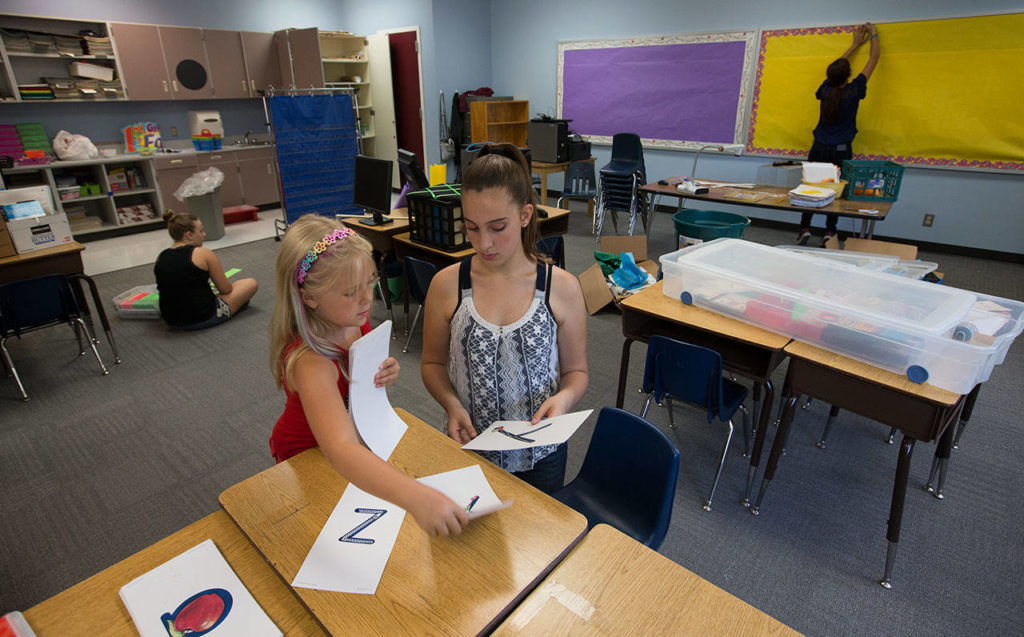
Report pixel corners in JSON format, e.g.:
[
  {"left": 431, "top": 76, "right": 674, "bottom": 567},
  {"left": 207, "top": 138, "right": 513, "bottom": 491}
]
[
  {"left": 417, "top": 464, "right": 513, "bottom": 520},
  {"left": 461, "top": 409, "right": 593, "bottom": 452},
  {"left": 119, "top": 539, "right": 281, "bottom": 637},
  {"left": 292, "top": 484, "right": 405, "bottom": 594},
  {"left": 348, "top": 320, "right": 407, "bottom": 460}
]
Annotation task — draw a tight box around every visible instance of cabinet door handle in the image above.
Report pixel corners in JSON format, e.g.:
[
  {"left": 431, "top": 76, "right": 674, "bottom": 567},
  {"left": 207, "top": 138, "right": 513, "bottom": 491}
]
[
  {"left": 172, "top": 80, "right": 179, "bottom": 92},
  {"left": 170, "top": 159, "right": 184, "bottom": 165},
  {"left": 162, "top": 80, "right": 169, "bottom": 93},
  {"left": 242, "top": 80, "right": 247, "bottom": 92},
  {"left": 250, "top": 79, "right": 255, "bottom": 91},
  {"left": 266, "top": 163, "right": 272, "bottom": 174},
  {"left": 210, "top": 154, "right": 222, "bottom": 160}
]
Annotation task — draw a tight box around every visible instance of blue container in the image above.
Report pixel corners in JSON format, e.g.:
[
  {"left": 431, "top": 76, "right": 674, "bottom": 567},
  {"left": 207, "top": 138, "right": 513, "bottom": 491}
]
[
  {"left": 191, "top": 137, "right": 223, "bottom": 151},
  {"left": 672, "top": 209, "right": 750, "bottom": 242}
]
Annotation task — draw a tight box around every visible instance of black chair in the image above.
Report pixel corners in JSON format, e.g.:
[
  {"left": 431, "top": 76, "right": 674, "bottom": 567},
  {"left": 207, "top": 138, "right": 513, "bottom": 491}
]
[
  {"left": 535, "top": 235, "right": 565, "bottom": 269},
  {"left": 596, "top": 133, "right": 649, "bottom": 241},
  {"left": 640, "top": 336, "right": 749, "bottom": 512},
  {"left": 0, "top": 274, "right": 109, "bottom": 401},
  {"left": 552, "top": 407, "right": 680, "bottom": 550},
  {"left": 556, "top": 160, "right": 598, "bottom": 216},
  {"left": 402, "top": 256, "right": 437, "bottom": 353}
]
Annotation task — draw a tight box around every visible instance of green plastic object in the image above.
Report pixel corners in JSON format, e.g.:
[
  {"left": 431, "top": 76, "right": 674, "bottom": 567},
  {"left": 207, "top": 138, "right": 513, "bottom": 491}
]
[{"left": 672, "top": 209, "right": 750, "bottom": 242}]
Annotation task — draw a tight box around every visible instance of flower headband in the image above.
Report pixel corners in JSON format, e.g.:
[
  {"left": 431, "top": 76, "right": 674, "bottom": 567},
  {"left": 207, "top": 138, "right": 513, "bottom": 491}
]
[{"left": 296, "top": 227, "right": 355, "bottom": 285}]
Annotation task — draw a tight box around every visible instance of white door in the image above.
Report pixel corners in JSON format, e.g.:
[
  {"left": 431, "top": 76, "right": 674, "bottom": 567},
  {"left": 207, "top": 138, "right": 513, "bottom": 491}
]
[{"left": 367, "top": 33, "right": 399, "bottom": 189}]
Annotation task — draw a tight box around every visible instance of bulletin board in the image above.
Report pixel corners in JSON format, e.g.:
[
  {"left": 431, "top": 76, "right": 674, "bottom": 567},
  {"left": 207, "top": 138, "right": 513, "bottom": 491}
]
[
  {"left": 557, "top": 31, "right": 758, "bottom": 150},
  {"left": 746, "top": 13, "right": 1024, "bottom": 171}
]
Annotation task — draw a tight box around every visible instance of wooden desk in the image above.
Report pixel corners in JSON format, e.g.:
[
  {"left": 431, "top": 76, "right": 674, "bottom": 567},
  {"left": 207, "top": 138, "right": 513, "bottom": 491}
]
[
  {"left": 24, "top": 511, "right": 324, "bottom": 636},
  {"left": 619, "top": 281, "right": 792, "bottom": 506},
  {"left": 219, "top": 408, "right": 588, "bottom": 636},
  {"left": 754, "top": 340, "right": 966, "bottom": 588},
  {"left": 533, "top": 158, "right": 595, "bottom": 205},
  {"left": 641, "top": 180, "right": 893, "bottom": 239},
  {"left": 0, "top": 241, "right": 85, "bottom": 284},
  {"left": 341, "top": 214, "right": 410, "bottom": 254},
  {"left": 493, "top": 524, "right": 801, "bottom": 636}
]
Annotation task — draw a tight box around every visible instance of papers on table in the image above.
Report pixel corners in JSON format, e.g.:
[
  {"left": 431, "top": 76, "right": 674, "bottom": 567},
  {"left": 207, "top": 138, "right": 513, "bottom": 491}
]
[
  {"left": 119, "top": 539, "right": 281, "bottom": 637},
  {"left": 292, "top": 465, "right": 510, "bottom": 594},
  {"left": 462, "top": 409, "right": 593, "bottom": 452},
  {"left": 789, "top": 184, "right": 837, "bottom": 208},
  {"left": 348, "top": 320, "right": 407, "bottom": 460},
  {"left": 418, "top": 464, "right": 513, "bottom": 520}
]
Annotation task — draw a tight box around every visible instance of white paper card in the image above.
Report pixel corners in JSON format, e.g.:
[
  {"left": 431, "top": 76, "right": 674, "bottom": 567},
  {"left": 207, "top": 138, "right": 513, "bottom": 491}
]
[
  {"left": 292, "top": 483, "right": 405, "bottom": 594},
  {"left": 119, "top": 539, "right": 281, "bottom": 637},
  {"left": 461, "top": 409, "right": 593, "bottom": 452},
  {"left": 348, "top": 320, "right": 407, "bottom": 460},
  {"left": 418, "top": 464, "right": 513, "bottom": 520}
]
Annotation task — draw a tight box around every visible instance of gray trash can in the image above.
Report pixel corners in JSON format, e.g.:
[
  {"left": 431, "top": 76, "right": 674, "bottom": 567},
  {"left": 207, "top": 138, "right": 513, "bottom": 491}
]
[{"left": 186, "top": 186, "right": 224, "bottom": 241}]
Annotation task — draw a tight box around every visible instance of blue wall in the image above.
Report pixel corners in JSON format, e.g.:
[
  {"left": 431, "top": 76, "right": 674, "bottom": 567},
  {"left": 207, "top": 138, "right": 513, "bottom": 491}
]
[{"left": 490, "top": 0, "right": 1024, "bottom": 255}]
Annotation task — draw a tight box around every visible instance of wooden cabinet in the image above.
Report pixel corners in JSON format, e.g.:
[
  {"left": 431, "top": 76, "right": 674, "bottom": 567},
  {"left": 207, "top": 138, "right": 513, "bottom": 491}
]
[
  {"left": 240, "top": 31, "right": 281, "bottom": 96},
  {"left": 203, "top": 29, "right": 249, "bottom": 99},
  {"left": 109, "top": 22, "right": 171, "bottom": 100},
  {"left": 155, "top": 154, "right": 199, "bottom": 215},
  {"left": 470, "top": 100, "right": 530, "bottom": 146},
  {"left": 197, "top": 150, "right": 244, "bottom": 207},
  {"left": 236, "top": 147, "right": 280, "bottom": 206},
  {"left": 158, "top": 26, "right": 212, "bottom": 99}
]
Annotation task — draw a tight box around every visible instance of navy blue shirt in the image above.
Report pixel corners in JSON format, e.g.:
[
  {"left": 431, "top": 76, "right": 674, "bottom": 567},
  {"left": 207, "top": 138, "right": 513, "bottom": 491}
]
[{"left": 812, "top": 73, "right": 867, "bottom": 146}]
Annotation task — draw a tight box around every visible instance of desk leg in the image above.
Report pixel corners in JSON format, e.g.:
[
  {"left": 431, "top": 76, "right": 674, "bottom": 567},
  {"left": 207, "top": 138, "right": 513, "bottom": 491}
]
[
  {"left": 881, "top": 435, "right": 916, "bottom": 589},
  {"left": 859, "top": 219, "right": 869, "bottom": 239},
  {"left": 816, "top": 404, "right": 842, "bottom": 449},
  {"left": 925, "top": 406, "right": 961, "bottom": 500},
  {"left": 539, "top": 173, "right": 549, "bottom": 205},
  {"left": 616, "top": 338, "right": 634, "bottom": 409},
  {"left": 953, "top": 384, "right": 981, "bottom": 450},
  {"left": 751, "top": 382, "right": 794, "bottom": 515},
  {"left": 743, "top": 379, "right": 775, "bottom": 508},
  {"left": 867, "top": 219, "right": 876, "bottom": 239}
]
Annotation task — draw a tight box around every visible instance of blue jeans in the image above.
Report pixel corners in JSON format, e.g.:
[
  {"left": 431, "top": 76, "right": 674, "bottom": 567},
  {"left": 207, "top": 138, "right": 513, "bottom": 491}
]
[{"left": 513, "top": 443, "right": 567, "bottom": 494}]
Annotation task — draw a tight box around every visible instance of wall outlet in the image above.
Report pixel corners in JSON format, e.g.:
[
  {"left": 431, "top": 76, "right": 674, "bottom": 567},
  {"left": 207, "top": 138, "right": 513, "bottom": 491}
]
[
  {"left": 923, "top": 213, "right": 934, "bottom": 227},
  {"left": 169, "top": 126, "right": 178, "bottom": 137}
]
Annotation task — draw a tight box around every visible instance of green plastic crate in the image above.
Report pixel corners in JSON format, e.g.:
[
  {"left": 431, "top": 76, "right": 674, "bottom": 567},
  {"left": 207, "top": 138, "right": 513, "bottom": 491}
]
[{"left": 841, "top": 160, "right": 904, "bottom": 202}]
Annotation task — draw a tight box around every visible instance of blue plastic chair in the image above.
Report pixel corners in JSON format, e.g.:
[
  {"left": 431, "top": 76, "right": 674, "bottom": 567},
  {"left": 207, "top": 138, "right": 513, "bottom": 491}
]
[
  {"left": 535, "top": 235, "right": 565, "bottom": 269},
  {"left": 596, "top": 133, "right": 649, "bottom": 240},
  {"left": 640, "top": 336, "right": 749, "bottom": 512},
  {"left": 556, "top": 160, "right": 598, "bottom": 216},
  {"left": 551, "top": 407, "right": 680, "bottom": 550},
  {"left": 402, "top": 256, "right": 437, "bottom": 353},
  {"left": 0, "top": 274, "right": 109, "bottom": 401}
]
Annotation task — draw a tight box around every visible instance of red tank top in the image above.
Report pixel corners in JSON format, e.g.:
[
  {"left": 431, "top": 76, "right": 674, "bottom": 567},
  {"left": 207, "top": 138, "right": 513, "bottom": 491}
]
[{"left": 269, "top": 321, "right": 371, "bottom": 462}]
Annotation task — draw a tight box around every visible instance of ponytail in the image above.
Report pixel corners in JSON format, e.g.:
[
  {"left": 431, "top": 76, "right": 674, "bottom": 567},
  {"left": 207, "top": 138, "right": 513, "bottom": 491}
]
[{"left": 822, "top": 58, "right": 852, "bottom": 124}]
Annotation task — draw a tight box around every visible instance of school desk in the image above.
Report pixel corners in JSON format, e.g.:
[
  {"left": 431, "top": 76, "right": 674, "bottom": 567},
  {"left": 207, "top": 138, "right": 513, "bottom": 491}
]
[
  {"left": 640, "top": 180, "right": 893, "bottom": 239},
  {"left": 340, "top": 214, "right": 411, "bottom": 254},
  {"left": 219, "top": 408, "right": 588, "bottom": 636},
  {"left": 618, "top": 281, "right": 792, "bottom": 506},
  {"left": 23, "top": 511, "right": 324, "bottom": 636},
  {"left": 533, "top": 158, "right": 596, "bottom": 206},
  {"left": 751, "top": 340, "right": 966, "bottom": 589},
  {"left": 492, "top": 524, "right": 801, "bottom": 636}
]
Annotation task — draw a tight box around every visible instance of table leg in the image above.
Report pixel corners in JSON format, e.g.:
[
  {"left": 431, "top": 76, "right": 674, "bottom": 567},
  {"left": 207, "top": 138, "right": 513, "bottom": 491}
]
[
  {"left": 859, "top": 219, "right": 869, "bottom": 238},
  {"left": 925, "top": 408, "right": 959, "bottom": 500},
  {"left": 880, "top": 435, "right": 916, "bottom": 589},
  {"left": 745, "top": 383, "right": 763, "bottom": 458},
  {"left": 743, "top": 379, "right": 776, "bottom": 509},
  {"left": 867, "top": 219, "right": 876, "bottom": 239},
  {"left": 953, "top": 384, "right": 981, "bottom": 450},
  {"left": 816, "top": 404, "right": 842, "bottom": 448},
  {"left": 750, "top": 382, "right": 794, "bottom": 515},
  {"left": 539, "top": 173, "right": 549, "bottom": 205},
  {"left": 615, "top": 338, "right": 634, "bottom": 409}
]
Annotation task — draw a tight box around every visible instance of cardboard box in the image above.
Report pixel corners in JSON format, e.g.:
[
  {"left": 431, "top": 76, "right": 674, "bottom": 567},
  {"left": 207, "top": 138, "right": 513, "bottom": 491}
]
[
  {"left": 578, "top": 236, "right": 659, "bottom": 315},
  {"left": 7, "top": 213, "right": 73, "bottom": 254},
  {"left": 824, "top": 235, "right": 918, "bottom": 260},
  {"left": 0, "top": 216, "right": 17, "bottom": 258}
]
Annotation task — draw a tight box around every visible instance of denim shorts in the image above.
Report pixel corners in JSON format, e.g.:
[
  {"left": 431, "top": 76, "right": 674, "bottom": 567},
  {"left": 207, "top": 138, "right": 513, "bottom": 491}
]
[{"left": 178, "top": 297, "right": 231, "bottom": 331}]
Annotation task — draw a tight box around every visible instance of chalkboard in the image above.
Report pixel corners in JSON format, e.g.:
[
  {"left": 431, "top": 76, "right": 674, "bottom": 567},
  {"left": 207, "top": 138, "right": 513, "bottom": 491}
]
[
  {"left": 746, "top": 13, "right": 1024, "bottom": 171},
  {"left": 557, "top": 32, "right": 757, "bottom": 150}
]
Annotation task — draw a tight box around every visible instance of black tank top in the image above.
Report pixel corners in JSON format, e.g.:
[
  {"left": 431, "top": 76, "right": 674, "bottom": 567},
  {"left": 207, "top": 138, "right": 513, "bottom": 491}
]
[{"left": 154, "top": 245, "right": 216, "bottom": 326}]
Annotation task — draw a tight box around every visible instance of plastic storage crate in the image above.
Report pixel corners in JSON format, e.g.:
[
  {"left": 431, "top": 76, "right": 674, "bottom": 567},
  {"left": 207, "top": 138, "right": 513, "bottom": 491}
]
[
  {"left": 660, "top": 239, "right": 1024, "bottom": 393},
  {"left": 777, "top": 245, "right": 938, "bottom": 280},
  {"left": 113, "top": 284, "right": 160, "bottom": 319},
  {"left": 406, "top": 184, "right": 469, "bottom": 252},
  {"left": 841, "top": 160, "right": 904, "bottom": 201},
  {"left": 672, "top": 209, "right": 750, "bottom": 244}
]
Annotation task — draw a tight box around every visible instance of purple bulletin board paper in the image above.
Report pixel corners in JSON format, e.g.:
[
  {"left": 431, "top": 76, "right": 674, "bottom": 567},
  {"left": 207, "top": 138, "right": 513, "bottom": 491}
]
[{"left": 562, "top": 40, "right": 747, "bottom": 144}]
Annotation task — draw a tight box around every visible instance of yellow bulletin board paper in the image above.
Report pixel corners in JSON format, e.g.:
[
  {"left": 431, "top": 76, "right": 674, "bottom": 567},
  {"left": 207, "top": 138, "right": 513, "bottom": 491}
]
[{"left": 746, "top": 14, "right": 1024, "bottom": 171}]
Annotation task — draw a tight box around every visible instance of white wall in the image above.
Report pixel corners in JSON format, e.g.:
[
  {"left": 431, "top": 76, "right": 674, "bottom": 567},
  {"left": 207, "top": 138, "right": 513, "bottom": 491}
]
[{"left": 489, "top": 0, "right": 1024, "bottom": 255}]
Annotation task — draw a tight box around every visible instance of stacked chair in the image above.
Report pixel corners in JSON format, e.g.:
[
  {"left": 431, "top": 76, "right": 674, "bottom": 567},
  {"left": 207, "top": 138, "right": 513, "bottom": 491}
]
[{"left": 594, "top": 133, "right": 650, "bottom": 241}]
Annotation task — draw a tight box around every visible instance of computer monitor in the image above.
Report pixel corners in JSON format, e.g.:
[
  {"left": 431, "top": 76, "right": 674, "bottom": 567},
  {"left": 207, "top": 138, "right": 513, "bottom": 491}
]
[
  {"left": 396, "top": 148, "right": 429, "bottom": 191},
  {"left": 353, "top": 154, "right": 394, "bottom": 226}
]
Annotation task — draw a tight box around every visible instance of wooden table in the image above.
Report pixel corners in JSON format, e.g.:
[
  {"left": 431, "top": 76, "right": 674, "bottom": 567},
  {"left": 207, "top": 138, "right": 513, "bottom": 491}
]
[
  {"left": 341, "top": 214, "right": 410, "bottom": 254},
  {"left": 753, "top": 340, "right": 966, "bottom": 589},
  {"left": 493, "top": 524, "right": 801, "bottom": 636},
  {"left": 23, "top": 511, "right": 324, "bottom": 636},
  {"left": 0, "top": 241, "right": 85, "bottom": 284},
  {"left": 219, "top": 408, "right": 588, "bottom": 636},
  {"left": 641, "top": 180, "right": 894, "bottom": 239},
  {"left": 619, "top": 281, "right": 792, "bottom": 506},
  {"left": 533, "top": 158, "right": 595, "bottom": 205}
]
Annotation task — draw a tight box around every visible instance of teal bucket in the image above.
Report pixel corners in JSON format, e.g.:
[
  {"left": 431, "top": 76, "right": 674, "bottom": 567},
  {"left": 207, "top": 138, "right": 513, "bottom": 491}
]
[{"left": 672, "top": 209, "right": 750, "bottom": 242}]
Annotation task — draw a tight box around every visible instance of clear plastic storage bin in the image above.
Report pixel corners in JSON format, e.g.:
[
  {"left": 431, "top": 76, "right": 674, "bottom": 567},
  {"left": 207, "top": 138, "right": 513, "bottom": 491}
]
[
  {"left": 777, "top": 245, "right": 938, "bottom": 280},
  {"left": 661, "top": 239, "right": 1024, "bottom": 393},
  {"left": 113, "top": 284, "right": 160, "bottom": 319}
]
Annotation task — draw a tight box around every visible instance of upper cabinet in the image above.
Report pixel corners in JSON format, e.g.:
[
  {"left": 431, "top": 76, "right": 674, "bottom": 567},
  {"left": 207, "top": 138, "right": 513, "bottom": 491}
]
[
  {"left": 157, "top": 26, "right": 212, "bottom": 99},
  {"left": 108, "top": 23, "right": 170, "bottom": 100},
  {"left": 240, "top": 31, "right": 281, "bottom": 96},
  {"left": 203, "top": 29, "right": 249, "bottom": 99}
]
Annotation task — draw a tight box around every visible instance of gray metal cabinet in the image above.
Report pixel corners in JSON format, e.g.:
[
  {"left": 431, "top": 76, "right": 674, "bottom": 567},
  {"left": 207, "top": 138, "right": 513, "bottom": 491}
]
[
  {"left": 110, "top": 23, "right": 172, "bottom": 100},
  {"left": 203, "top": 29, "right": 249, "bottom": 99}
]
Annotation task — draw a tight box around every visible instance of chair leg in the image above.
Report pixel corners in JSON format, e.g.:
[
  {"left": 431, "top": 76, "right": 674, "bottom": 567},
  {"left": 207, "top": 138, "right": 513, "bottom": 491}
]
[
  {"left": 704, "top": 418, "right": 735, "bottom": 512},
  {"left": 816, "top": 405, "right": 842, "bottom": 448},
  {"left": 402, "top": 305, "right": 423, "bottom": 353},
  {"left": 641, "top": 393, "right": 656, "bottom": 418},
  {"left": 73, "top": 318, "right": 109, "bottom": 376},
  {"left": 70, "top": 319, "right": 85, "bottom": 355},
  {"left": 1, "top": 336, "right": 28, "bottom": 401},
  {"left": 376, "top": 280, "right": 396, "bottom": 329},
  {"left": 664, "top": 397, "right": 675, "bottom": 430}
]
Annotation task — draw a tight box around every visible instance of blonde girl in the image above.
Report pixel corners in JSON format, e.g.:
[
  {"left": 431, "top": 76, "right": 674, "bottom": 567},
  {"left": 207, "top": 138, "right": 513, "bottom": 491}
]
[
  {"left": 421, "top": 144, "right": 589, "bottom": 494},
  {"left": 269, "top": 214, "right": 468, "bottom": 536}
]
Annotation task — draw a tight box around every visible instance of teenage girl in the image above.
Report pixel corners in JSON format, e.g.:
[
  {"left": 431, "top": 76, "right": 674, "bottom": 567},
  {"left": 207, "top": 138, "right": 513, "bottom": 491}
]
[
  {"left": 269, "top": 214, "right": 468, "bottom": 536},
  {"left": 154, "top": 210, "right": 258, "bottom": 329},
  {"left": 798, "top": 22, "right": 880, "bottom": 246},
  {"left": 421, "top": 144, "right": 589, "bottom": 494}
]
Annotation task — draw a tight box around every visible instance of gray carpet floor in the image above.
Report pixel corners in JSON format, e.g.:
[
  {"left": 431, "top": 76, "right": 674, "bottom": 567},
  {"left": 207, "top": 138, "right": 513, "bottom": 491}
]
[{"left": 1, "top": 210, "right": 1022, "bottom": 636}]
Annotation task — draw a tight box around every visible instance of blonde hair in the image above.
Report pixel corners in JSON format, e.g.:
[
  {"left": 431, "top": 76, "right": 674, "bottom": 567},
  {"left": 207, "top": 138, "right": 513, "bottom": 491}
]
[
  {"left": 163, "top": 209, "right": 198, "bottom": 241},
  {"left": 270, "top": 214, "right": 374, "bottom": 389}
]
